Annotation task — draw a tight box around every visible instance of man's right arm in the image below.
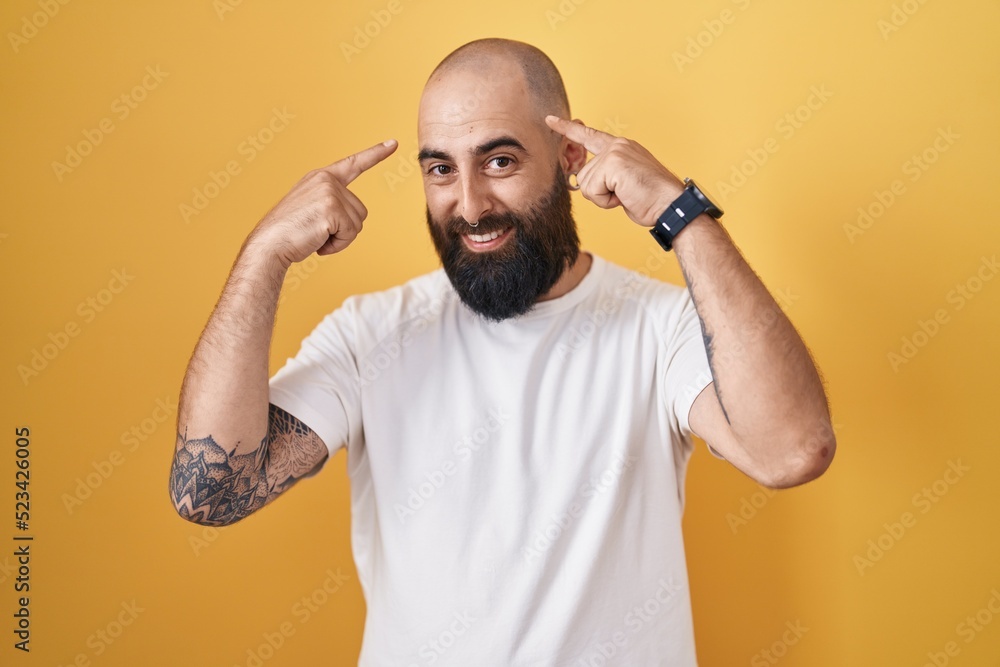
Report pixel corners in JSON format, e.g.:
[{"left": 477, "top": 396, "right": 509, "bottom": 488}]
[{"left": 168, "top": 138, "right": 398, "bottom": 526}]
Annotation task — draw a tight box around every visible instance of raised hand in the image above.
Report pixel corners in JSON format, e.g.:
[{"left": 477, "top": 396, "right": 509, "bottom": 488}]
[
  {"left": 247, "top": 139, "right": 398, "bottom": 269},
  {"left": 545, "top": 115, "right": 683, "bottom": 228}
]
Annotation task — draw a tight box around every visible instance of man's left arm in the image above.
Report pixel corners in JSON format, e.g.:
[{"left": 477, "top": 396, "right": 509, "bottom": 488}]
[
  {"left": 545, "top": 115, "right": 836, "bottom": 488},
  {"left": 671, "top": 215, "right": 835, "bottom": 488}
]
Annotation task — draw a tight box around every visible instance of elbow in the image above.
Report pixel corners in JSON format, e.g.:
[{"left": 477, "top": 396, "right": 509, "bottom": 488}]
[
  {"left": 168, "top": 476, "right": 242, "bottom": 527},
  {"left": 170, "top": 501, "right": 240, "bottom": 527},
  {"left": 168, "top": 452, "right": 265, "bottom": 526},
  {"left": 756, "top": 427, "right": 837, "bottom": 490}
]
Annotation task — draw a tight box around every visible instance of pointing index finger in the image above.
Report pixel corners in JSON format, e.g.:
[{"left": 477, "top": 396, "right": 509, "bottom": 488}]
[
  {"left": 545, "top": 115, "right": 614, "bottom": 154},
  {"left": 326, "top": 138, "right": 398, "bottom": 184}
]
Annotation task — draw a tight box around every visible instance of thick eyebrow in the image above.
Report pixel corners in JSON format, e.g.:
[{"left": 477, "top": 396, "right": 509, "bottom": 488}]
[{"left": 417, "top": 135, "right": 527, "bottom": 163}]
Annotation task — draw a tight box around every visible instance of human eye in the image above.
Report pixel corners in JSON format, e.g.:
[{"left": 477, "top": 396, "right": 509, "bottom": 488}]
[
  {"left": 486, "top": 156, "right": 515, "bottom": 171},
  {"left": 426, "top": 164, "right": 453, "bottom": 177}
]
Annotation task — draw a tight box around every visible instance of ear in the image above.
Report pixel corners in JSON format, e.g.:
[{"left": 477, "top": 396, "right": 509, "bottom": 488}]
[{"left": 558, "top": 118, "right": 589, "bottom": 175}]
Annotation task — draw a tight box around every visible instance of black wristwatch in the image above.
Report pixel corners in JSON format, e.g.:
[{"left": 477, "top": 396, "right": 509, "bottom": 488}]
[{"left": 649, "top": 178, "right": 724, "bottom": 252}]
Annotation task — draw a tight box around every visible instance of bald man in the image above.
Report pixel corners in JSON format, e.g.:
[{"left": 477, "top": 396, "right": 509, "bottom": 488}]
[{"left": 170, "top": 38, "right": 835, "bottom": 665}]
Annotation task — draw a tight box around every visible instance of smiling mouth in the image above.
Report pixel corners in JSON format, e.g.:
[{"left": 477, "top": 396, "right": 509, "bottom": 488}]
[{"left": 462, "top": 227, "right": 513, "bottom": 252}]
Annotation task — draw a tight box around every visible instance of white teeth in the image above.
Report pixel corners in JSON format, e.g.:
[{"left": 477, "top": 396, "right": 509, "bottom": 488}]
[{"left": 467, "top": 229, "right": 506, "bottom": 243}]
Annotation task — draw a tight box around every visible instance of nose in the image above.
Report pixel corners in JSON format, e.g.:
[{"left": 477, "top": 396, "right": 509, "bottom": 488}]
[{"left": 459, "top": 172, "right": 492, "bottom": 225}]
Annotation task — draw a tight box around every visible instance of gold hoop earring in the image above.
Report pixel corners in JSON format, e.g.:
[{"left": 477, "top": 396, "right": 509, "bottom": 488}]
[{"left": 567, "top": 172, "right": 580, "bottom": 191}]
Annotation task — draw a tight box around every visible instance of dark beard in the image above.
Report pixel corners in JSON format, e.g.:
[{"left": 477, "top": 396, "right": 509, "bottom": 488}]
[{"left": 426, "top": 169, "right": 580, "bottom": 322}]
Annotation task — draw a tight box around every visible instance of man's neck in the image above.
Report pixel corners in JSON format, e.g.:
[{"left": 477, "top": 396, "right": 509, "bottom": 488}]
[{"left": 537, "top": 250, "right": 593, "bottom": 302}]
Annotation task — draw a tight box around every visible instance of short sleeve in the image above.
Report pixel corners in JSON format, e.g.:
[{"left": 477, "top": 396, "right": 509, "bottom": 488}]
[
  {"left": 660, "top": 288, "right": 726, "bottom": 460},
  {"left": 268, "top": 305, "right": 362, "bottom": 462}
]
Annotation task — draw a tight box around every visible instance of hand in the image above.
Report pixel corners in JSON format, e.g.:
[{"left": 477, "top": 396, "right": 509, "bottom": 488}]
[
  {"left": 545, "top": 116, "right": 683, "bottom": 227},
  {"left": 245, "top": 139, "right": 398, "bottom": 269}
]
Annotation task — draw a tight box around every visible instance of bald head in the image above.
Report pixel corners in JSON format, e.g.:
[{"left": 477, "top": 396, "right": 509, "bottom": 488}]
[{"left": 425, "top": 38, "right": 570, "bottom": 120}]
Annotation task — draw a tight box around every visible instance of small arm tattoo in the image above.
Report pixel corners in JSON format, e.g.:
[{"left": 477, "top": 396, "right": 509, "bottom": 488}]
[
  {"left": 169, "top": 404, "right": 326, "bottom": 526},
  {"left": 700, "top": 328, "right": 731, "bottom": 424},
  {"left": 679, "top": 262, "right": 732, "bottom": 425}
]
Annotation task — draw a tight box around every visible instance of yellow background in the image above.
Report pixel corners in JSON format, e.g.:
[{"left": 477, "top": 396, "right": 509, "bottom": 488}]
[{"left": 2, "top": 0, "right": 998, "bottom": 665}]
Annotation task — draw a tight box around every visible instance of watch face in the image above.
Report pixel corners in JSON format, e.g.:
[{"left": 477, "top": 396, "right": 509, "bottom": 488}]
[{"left": 684, "top": 178, "right": 724, "bottom": 218}]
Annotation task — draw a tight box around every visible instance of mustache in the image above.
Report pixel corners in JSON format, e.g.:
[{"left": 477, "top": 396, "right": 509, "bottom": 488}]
[
  {"left": 434, "top": 180, "right": 567, "bottom": 237},
  {"left": 441, "top": 210, "right": 524, "bottom": 237}
]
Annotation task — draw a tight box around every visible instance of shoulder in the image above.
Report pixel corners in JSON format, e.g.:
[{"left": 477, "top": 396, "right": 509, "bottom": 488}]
[
  {"left": 589, "top": 253, "right": 692, "bottom": 322},
  {"left": 343, "top": 267, "right": 451, "bottom": 315},
  {"left": 323, "top": 267, "right": 456, "bottom": 350}
]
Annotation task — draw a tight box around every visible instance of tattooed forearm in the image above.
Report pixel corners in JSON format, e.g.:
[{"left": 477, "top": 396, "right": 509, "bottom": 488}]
[
  {"left": 679, "top": 261, "right": 732, "bottom": 425},
  {"left": 700, "top": 328, "right": 731, "bottom": 425},
  {"left": 169, "top": 404, "right": 327, "bottom": 526}
]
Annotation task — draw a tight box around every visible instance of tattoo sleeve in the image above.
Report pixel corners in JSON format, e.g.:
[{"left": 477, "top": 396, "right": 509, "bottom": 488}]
[{"left": 169, "top": 404, "right": 328, "bottom": 526}]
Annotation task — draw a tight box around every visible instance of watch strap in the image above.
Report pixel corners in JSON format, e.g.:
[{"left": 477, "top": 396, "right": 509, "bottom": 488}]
[{"left": 649, "top": 188, "right": 705, "bottom": 252}]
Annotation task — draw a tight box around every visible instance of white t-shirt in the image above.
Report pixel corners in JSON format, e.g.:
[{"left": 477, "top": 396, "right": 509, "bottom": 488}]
[{"left": 268, "top": 252, "right": 716, "bottom": 666}]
